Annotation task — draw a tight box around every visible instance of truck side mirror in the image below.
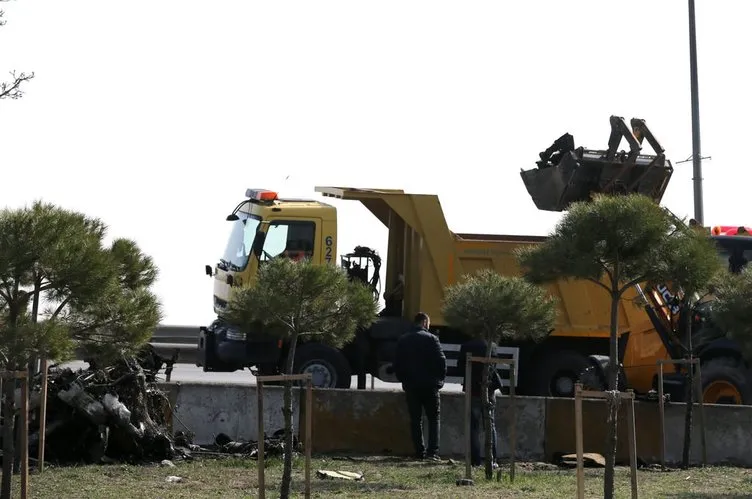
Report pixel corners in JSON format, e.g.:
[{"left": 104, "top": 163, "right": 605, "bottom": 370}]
[
  {"left": 252, "top": 231, "right": 267, "bottom": 258},
  {"left": 205, "top": 264, "right": 213, "bottom": 277}
]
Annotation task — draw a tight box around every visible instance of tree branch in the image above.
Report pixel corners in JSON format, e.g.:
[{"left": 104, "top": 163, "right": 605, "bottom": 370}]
[
  {"left": 597, "top": 260, "right": 614, "bottom": 284},
  {"left": 586, "top": 277, "right": 612, "bottom": 294},
  {"left": 69, "top": 316, "right": 124, "bottom": 337},
  {"left": 0, "top": 71, "right": 35, "bottom": 100},
  {"left": 302, "top": 308, "right": 348, "bottom": 326},
  {"left": 51, "top": 296, "right": 72, "bottom": 320},
  {"left": 271, "top": 311, "right": 294, "bottom": 332},
  {"left": 618, "top": 276, "right": 649, "bottom": 296},
  {"left": 0, "top": 279, "right": 14, "bottom": 302}
]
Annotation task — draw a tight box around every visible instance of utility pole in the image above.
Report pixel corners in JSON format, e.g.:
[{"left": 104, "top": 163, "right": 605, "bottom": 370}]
[{"left": 688, "top": 0, "right": 704, "bottom": 224}]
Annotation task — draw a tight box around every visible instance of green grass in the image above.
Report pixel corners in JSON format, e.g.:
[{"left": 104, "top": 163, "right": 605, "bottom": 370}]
[{"left": 9, "top": 456, "right": 752, "bottom": 498}]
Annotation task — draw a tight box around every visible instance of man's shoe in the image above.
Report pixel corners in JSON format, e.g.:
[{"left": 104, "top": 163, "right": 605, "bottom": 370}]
[
  {"left": 426, "top": 454, "right": 441, "bottom": 462},
  {"left": 472, "top": 461, "right": 499, "bottom": 469}
]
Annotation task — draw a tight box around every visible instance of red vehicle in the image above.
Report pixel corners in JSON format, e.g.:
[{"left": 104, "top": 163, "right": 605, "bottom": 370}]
[{"left": 711, "top": 226, "right": 752, "bottom": 236}]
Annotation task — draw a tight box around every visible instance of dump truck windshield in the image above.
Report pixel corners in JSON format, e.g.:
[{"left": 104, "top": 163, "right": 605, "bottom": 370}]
[{"left": 221, "top": 212, "right": 261, "bottom": 271}]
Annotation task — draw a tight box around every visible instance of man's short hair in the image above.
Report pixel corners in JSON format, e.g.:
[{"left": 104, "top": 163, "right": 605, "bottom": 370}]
[{"left": 414, "top": 312, "right": 430, "bottom": 325}]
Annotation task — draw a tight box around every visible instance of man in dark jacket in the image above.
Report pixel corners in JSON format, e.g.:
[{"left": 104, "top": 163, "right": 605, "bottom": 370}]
[
  {"left": 393, "top": 312, "right": 447, "bottom": 460},
  {"left": 458, "top": 337, "right": 503, "bottom": 467}
]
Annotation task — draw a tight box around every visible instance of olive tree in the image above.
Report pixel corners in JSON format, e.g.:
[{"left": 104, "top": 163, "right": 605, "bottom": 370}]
[
  {"left": 0, "top": 201, "right": 162, "bottom": 495},
  {"left": 516, "top": 193, "right": 714, "bottom": 499},
  {"left": 0, "top": 202, "right": 162, "bottom": 365},
  {"left": 442, "top": 269, "right": 557, "bottom": 480},
  {"left": 652, "top": 222, "right": 721, "bottom": 468},
  {"left": 227, "top": 257, "right": 377, "bottom": 499}
]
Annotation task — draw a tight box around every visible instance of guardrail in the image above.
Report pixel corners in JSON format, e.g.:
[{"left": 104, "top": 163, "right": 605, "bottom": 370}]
[
  {"left": 149, "top": 325, "right": 199, "bottom": 365},
  {"left": 151, "top": 325, "right": 199, "bottom": 344},
  {"left": 71, "top": 325, "right": 199, "bottom": 364}
]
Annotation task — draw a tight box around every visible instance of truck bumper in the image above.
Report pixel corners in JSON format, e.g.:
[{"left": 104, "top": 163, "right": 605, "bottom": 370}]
[{"left": 199, "top": 320, "right": 282, "bottom": 372}]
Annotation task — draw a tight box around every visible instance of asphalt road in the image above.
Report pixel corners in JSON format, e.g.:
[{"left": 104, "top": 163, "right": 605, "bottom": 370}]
[{"left": 61, "top": 361, "right": 464, "bottom": 393}]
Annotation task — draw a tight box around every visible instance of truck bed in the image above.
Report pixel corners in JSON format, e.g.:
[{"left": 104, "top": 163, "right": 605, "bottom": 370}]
[{"left": 316, "top": 186, "right": 654, "bottom": 340}]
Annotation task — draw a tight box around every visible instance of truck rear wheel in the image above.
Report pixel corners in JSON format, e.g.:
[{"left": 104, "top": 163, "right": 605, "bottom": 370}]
[
  {"left": 529, "top": 350, "right": 590, "bottom": 398},
  {"left": 293, "top": 343, "right": 352, "bottom": 389},
  {"left": 701, "top": 357, "right": 752, "bottom": 405}
]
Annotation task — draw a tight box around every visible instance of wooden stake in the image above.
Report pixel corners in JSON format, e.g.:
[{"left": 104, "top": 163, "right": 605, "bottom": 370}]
[
  {"left": 574, "top": 384, "right": 638, "bottom": 499},
  {"left": 305, "top": 377, "right": 312, "bottom": 499},
  {"left": 257, "top": 381, "right": 265, "bottom": 499},
  {"left": 0, "top": 377, "right": 3, "bottom": 499},
  {"left": 255, "top": 374, "right": 313, "bottom": 499},
  {"left": 694, "top": 362, "right": 707, "bottom": 466},
  {"left": 1, "top": 375, "right": 10, "bottom": 499},
  {"left": 0, "top": 371, "right": 29, "bottom": 499},
  {"left": 464, "top": 353, "right": 472, "bottom": 481},
  {"left": 658, "top": 363, "right": 666, "bottom": 469},
  {"left": 509, "top": 367, "right": 516, "bottom": 483},
  {"left": 627, "top": 390, "right": 638, "bottom": 499},
  {"left": 38, "top": 359, "right": 49, "bottom": 473},
  {"left": 574, "top": 384, "right": 584, "bottom": 499},
  {"left": 20, "top": 375, "right": 29, "bottom": 499}
]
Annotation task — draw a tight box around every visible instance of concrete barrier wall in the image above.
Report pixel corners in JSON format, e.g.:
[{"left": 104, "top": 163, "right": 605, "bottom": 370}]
[
  {"left": 663, "top": 403, "right": 752, "bottom": 466},
  {"left": 159, "top": 382, "right": 300, "bottom": 445},
  {"left": 307, "top": 389, "right": 546, "bottom": 459},
  {"left": 544, "top": 397, "right": 662, "bottom": 463},
  {"left": 162, "top": 382, "right": 752, "bottom": 466},
  {"left": 544, "top": 398, "right": 752, "bottom": 466}
]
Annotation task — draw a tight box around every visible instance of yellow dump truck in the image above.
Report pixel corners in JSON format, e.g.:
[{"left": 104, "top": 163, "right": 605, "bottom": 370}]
[
  {"left": 196, "top": 116, "right": 751, "bottom": 404},
  {"left": 197, "top": 185, "right": 662, "bottom": 397}
]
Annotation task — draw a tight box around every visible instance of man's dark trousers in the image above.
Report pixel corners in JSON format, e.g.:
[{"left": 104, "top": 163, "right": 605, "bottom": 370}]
[
  {"left": 470, "top": 396, "right": 497, "bottom": 466},
  {"left": 404, "top": 385, "right": 440, "bottom": 458}
]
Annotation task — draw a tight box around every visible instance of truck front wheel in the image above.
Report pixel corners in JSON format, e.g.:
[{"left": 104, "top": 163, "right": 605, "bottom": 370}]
[
  {"left": 701, "top": 357, "right": 752, "bottom": 405},
  {"left": 293, "top": 343, "right": 353, "bottom": 389}
]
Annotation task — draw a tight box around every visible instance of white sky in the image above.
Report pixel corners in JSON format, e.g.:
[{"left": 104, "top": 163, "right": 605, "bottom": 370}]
[{"left": 1, "top": 1, "right": 750, "bottom": 326}]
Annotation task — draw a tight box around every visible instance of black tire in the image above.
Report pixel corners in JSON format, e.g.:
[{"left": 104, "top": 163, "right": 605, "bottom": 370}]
[
  {"left": 528, "top": 350, "right": 591, "bottom": 398},
  {"left": 578, "top": 364, "right": 607, "bottom": 392},
  {"left": 578, "top": 359, "right": 628, "bottom": 392},
  {"left": 293, "top": 343, "right": 352, "bottom": 389},
  {"left": 700, "top": 357, "right": 752, "bottom": 405}
]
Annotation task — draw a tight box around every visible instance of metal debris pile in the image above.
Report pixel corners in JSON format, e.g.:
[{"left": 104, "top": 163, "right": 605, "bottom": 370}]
[
  {"left": 173, "top": 430, "right": 298, "bottom": 460},
  {"left": 0, "top": 345, "right": 299, "bottom": 468},
  {"left": 1, "top": 345, "right": 178, "bottom": 466}
]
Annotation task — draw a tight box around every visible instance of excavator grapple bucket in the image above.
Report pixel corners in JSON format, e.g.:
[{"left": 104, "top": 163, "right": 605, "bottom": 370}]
[{"left": 520, "top": 116, "right": 674, "bottom": 212}]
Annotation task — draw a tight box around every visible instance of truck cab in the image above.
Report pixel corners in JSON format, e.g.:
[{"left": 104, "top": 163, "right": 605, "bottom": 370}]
[{"left": 198, "top": 188, "right": 341, "bottom": 380}]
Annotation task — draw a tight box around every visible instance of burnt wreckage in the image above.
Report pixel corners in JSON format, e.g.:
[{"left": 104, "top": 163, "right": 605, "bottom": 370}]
[{"left": 0, "top": 347, "right": 294, "bottom": 466}]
